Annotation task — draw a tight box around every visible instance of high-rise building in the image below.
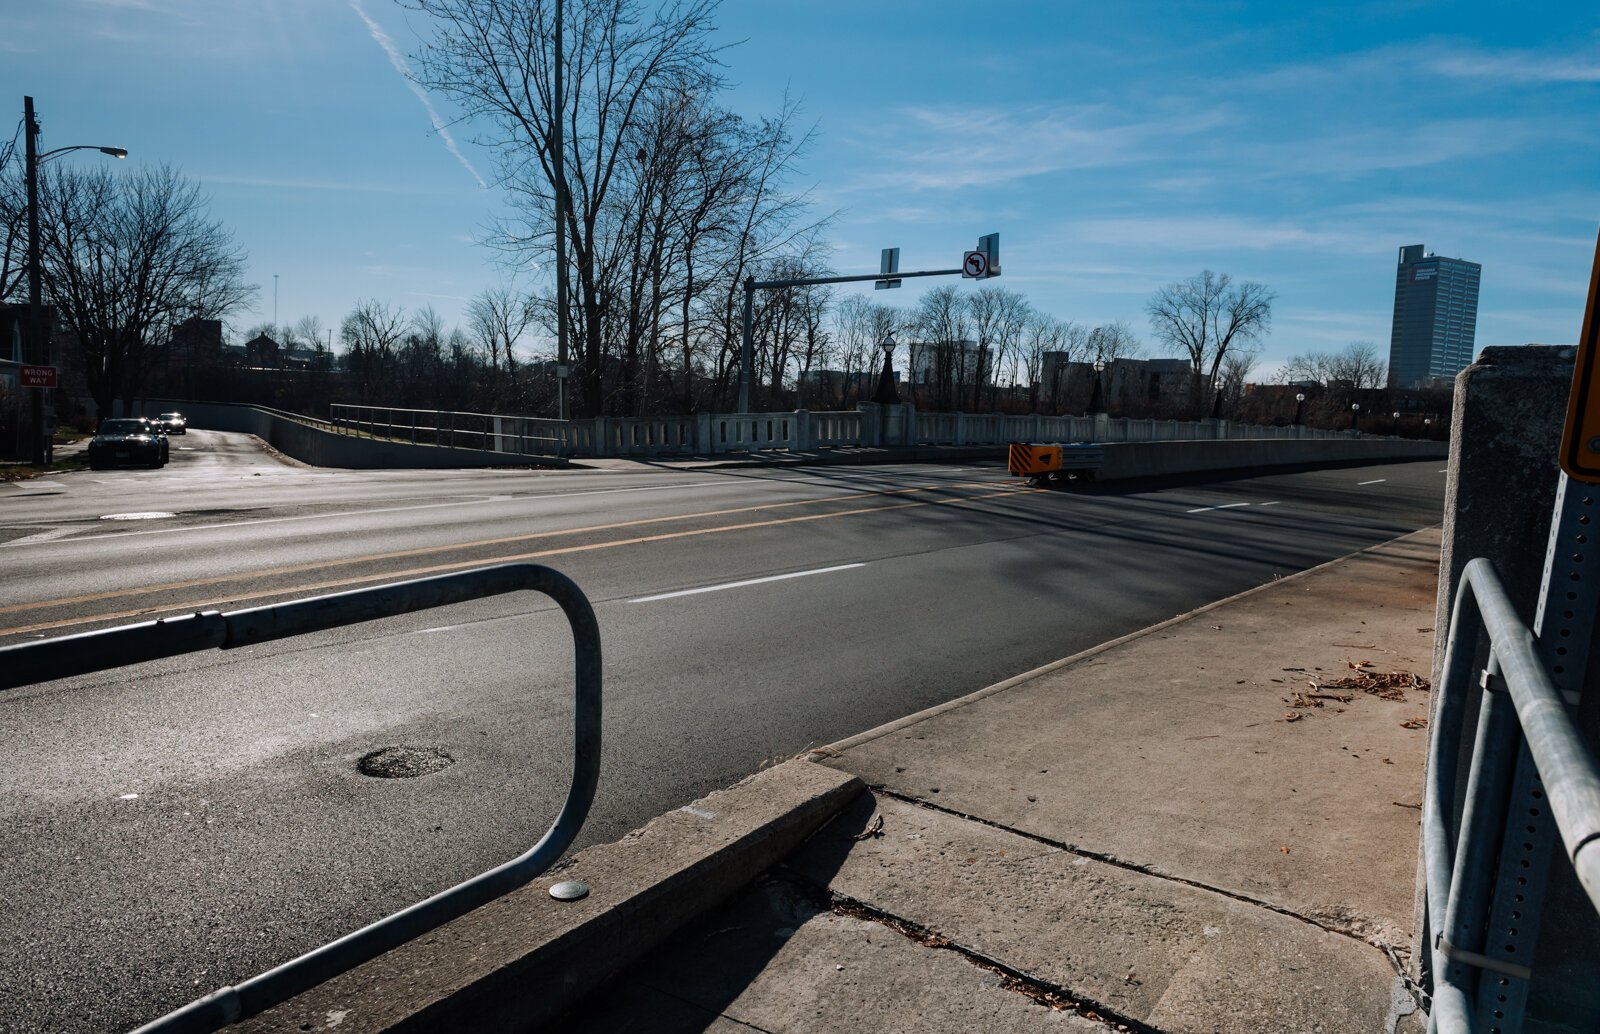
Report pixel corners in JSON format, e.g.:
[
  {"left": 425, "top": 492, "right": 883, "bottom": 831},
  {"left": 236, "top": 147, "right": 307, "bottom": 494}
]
[{"left": 1387, "top": 244, "right": 1481, "bottom": 389}]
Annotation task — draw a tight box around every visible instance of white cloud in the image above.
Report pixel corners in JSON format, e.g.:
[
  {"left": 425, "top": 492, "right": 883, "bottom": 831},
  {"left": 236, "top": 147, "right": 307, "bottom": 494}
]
[
  {"left": 1429, "top": 47, "right": 1600, "bottom": 85},
  {"left": 347, "top": 0, "right": 487, "bottom": 190}
]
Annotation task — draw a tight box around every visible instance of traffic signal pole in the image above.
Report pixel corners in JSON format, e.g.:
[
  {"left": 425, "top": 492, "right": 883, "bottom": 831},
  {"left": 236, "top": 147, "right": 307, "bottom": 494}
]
[{"left": 736, "top": 234, "right": 999, "bottom": 413}]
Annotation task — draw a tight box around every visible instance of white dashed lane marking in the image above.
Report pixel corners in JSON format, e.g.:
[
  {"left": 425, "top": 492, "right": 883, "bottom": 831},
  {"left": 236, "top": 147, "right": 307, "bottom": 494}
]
[{"left": 1185, "top": 502, "right": 1251, "bottom": 514}]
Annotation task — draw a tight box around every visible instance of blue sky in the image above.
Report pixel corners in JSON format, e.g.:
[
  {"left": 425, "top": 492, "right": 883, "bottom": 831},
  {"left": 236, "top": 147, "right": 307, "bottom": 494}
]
[{"left": 5, "top": 0, "right": 1596, "bottom": 376}]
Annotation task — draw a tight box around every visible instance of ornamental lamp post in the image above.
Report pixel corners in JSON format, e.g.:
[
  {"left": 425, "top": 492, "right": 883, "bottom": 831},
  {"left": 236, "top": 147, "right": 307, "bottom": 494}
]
[
  {"left": 1087, "top": 358, "right": 1106, "bottom": 415},
  {"left": 1349, "top": 401, "right": 1360, "bottom": 431},
  {"left": 24, "top": 95, "right": 127, "bottom": 465},
  {"left": 1293, "top": 391, "right": 1306, "bottom": 426},
  {"left": 1392, "top": 410, "right": 1402, "bottom": 436},
  {"left": 871, "top": 330, "right": 900, "bottom": 405}
]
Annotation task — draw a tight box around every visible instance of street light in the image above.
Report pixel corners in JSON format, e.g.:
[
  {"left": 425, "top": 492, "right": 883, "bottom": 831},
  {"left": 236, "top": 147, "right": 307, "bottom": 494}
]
[
  {"left": 1087, "top": 358, "right": 1106, "bottom": 415},
  {"left": 1293, "top": 391, "right": 1306, "bottom": 426},
  {"left": 1392, "top": 410, "right": 1402, "bottom": 436},
  {"left": 23, "top": 95, "right": 127, "bottom": 465},
  {"left": 871, "top": 330, "right": 900, "bottom": 405},
  {"left": 1349, "top": 401, "right": 1360, "bottom": 431}
]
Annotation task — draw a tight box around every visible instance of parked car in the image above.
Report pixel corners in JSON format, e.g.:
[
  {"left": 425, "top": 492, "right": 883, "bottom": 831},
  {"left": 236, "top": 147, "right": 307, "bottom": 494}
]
[
  {"left": 152, "top": 411, "right": 187, "bottom": 435},
  {"left": 87, "top": 418, "right": 167, "bottom": 469}
]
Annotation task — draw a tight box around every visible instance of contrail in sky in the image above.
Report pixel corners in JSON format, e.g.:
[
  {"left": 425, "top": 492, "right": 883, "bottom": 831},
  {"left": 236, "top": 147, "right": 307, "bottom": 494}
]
[{"left": 348, "top": 0, "right": 488, "bottom": 189}]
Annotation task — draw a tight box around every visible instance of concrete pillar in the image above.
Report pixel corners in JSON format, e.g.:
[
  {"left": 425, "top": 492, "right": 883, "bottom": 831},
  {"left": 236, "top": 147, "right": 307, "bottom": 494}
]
[
  {"left": 954, "top": 412, "right": 966, "bottom": 445},
  {"left": 695, "top": 411, "right": 712, "bottom": 455},
  {"left": 492, "top": 415, "right": 505, "bottom": 453},
  {"left": 794, "top": 409, "right": 812, "bottom": 452},
  {"left": 592, "top": 416, "right": 609, "bottom": 458},
  {"left": 1421, "top": 344, "right": 1600, "bottom": 1027},
  {"left": 904, "top": 403, "right": 919, "bottom": 446},
  {"left": 856, "top": 402, "right": 881, "bottom": 448},
  {"left": 1092, "top": 412, "right": 1110, "bottom": 441}
]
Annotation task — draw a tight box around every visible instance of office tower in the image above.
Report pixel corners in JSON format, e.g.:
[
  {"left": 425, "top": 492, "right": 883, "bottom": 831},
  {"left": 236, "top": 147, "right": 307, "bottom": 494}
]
[{"left": 1387, "top": 244, "right": 1481, "bottom": 389}]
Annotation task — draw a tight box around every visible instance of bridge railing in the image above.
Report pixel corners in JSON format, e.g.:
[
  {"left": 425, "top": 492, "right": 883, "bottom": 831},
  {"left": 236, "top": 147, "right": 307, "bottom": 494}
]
[
  {"left": 1423, "top": 557, "right": 1600, "bottom": 1032},
  {"left": 0, "top": 565, "right": 602, "bottom": 1034},
  {"left": 320, "top": 401, "right": 1364, "bottom": 459}
]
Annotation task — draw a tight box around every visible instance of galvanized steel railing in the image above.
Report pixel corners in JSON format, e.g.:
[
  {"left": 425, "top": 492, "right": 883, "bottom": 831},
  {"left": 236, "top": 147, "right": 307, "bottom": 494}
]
[
  {"left": 1424, "top": 557, "right": 1600, "bottom": 1032},
  {"left": 0, "top": 564, "right": 601, "bottom": 1034}
]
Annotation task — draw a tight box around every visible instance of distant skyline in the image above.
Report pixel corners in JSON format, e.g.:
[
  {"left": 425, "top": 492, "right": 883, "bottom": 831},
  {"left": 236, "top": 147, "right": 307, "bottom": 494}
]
[{"left": 5, "top": 0, "right": 1596, "bottom": 377}]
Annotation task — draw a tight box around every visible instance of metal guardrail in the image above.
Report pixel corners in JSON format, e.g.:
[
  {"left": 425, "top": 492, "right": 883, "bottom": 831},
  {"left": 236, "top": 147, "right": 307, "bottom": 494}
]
[
  {"left": 1423, "top": 557, "right": 1600, "bottom": 1032},
  {"left": 0, "top": 564, "right": 601, "bottom": 1034}
]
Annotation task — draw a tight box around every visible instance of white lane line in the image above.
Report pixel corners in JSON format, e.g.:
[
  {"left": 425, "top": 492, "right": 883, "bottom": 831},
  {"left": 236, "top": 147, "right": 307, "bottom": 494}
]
[
  {"left": 1185, "top": 502, "right": 1251, "bottom": 514},
  {"left": 3, "top": 528, "right": 85, "bottom": 546},
  {"left": 1358, "top": 479, "right": 1387, "bottom": 486},
  {"left": 2, "top": 480, "right": 730, "bottom": 546},
  {"left": 631, "top": 563, "right": 866, "bottom": 603},
  {"left": 1258, "top": 501, "right": 1282, "bottom": 507},
  {"left": 1438, "top": 469, "right": 1448, "bottom": 473}
]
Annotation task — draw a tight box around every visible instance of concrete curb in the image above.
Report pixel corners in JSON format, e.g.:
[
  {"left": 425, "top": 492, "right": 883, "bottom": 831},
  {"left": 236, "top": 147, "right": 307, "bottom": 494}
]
[
  {"left": 232, "top": 759, "right": 864, "bottom": 1033},
  {"left": 812, "top": 524, "right": 1443, "bottom": 759}
]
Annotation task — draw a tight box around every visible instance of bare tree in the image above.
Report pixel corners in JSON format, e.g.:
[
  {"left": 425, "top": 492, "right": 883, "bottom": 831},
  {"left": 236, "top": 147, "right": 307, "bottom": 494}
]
[
  {"left": 0, "top": 133, "right": 25, "bottom": 304},
  {"left": 35, "top": 164, "right": 253, "bottom": 419},
  {"left": 1146, "top": 270, "right": 1274, "bottom": 416},
  {"left": 408, "top": 0, "right": 725, "bottom": 417},
  {"left": 967, "top": 286, "right": 1030, "bottom": 409},
  {"left": 1282, "top": 340, "right": 1385, "bottom": 390},
  {"left": 340, "top": 299, "right": 407, "bottom": 403},
  {"left": 469, "top": 286, "right": 536, "bottom": 401}
]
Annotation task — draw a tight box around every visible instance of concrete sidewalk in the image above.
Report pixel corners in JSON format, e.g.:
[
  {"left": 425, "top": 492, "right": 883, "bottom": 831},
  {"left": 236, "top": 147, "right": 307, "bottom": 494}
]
[{"left": 573, "top": 528, "right": 1441, "bottom": 1033}]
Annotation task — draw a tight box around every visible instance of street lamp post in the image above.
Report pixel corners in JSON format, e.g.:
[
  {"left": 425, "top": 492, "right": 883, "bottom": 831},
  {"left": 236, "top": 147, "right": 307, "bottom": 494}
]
[
  {"left": 1392, "top": 410, "right": 1401, "bottom": 436},
  {"left": 1293, "top": 391, "right": 1306, "bottom": 426},
  {"left": 1087, "top": 358, "right": 1106, "bottom": 415},
  {"left": 871, "top": 331, "right": 900, "bottom": 405},
  {"left": 1349, "top": 402, "right": 1361, "bottom": 432},
  {"left": 23, "top": 95, "right": 126, "bottom": 465}
]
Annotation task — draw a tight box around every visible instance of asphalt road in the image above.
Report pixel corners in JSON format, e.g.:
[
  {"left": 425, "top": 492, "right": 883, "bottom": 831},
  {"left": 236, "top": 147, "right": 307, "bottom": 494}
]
[{"left": 0, "top": 430, "right": 1447, "bottom": 1033}]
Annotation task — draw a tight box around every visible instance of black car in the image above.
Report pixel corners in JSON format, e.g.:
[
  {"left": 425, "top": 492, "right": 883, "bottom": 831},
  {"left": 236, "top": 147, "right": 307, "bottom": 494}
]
[
  {"left": 87, "top": 418, "right": 167, "bottom": 469},
  {"left": 152, "top": 411, "right": 187, "bottom": 435}
]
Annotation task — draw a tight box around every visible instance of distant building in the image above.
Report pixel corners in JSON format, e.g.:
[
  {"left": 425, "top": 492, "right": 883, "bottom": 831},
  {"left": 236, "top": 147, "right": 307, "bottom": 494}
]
[
  {"left": 1387, "top": 244, "right": 1480, "bottom": 389},
  {"left": 243, "top": 333, "right": 282, "bottom": 368}
]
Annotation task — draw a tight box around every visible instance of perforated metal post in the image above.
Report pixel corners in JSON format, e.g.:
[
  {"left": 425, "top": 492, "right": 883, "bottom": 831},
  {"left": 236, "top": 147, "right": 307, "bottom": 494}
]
[{"left": 1474, "top": 475, "right": 1600, "bottom": 1031}]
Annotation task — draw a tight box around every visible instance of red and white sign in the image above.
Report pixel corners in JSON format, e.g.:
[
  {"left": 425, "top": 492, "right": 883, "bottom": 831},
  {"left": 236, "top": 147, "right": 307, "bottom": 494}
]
[
  {"left": 19, "top": 365, "right": 57, "bottom": 388},
  {"left": 962, "top": 250, "right": 988, "bottom": 278}
]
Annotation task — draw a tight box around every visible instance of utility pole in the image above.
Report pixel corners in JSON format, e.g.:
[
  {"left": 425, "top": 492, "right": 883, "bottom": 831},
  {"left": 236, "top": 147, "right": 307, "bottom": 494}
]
[
  {"left": 24, "top": 96, "right": 45, "bottom": 466},
  {"left": 273, "top": 274, "right": 279, "bottom": 334},
  {"left": 553, "top": 0, "right": 569, "bottom": 422}
]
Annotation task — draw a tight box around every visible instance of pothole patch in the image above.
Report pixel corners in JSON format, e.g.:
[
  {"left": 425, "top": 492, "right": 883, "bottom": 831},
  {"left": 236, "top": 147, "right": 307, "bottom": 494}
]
[
  {"left": 358, "top": 746, "right": 454, "bottom": 779},
  {"left": 99, "top": 511, "right": 178, "bottom": 521}
]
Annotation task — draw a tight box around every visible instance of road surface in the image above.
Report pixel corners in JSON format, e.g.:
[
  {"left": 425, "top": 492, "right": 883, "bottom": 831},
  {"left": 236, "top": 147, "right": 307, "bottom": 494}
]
[{"left": 0, "top": 429, "right": 1447, "bottom": 1032}]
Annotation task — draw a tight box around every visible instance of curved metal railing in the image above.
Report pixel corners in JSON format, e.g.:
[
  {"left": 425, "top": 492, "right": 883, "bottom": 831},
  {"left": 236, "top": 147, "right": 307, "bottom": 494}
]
[{"left": 0, "top": 564, "right": 601, "bottom": 1034}]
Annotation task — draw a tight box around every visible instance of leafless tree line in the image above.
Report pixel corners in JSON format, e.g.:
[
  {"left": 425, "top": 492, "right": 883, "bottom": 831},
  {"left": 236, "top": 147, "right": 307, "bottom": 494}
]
[{"left": 0, "top": 157, "right": 255, "bottom": 421}]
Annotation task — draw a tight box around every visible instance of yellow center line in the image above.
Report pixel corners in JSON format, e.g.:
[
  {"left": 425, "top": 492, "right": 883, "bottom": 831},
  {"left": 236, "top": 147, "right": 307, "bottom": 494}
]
[
  {"left": 2, "top": 486, "right": 1037, "bottom": 637},
  {"left": 0, "top": 480, "right": 1006, "bottom": 618}
]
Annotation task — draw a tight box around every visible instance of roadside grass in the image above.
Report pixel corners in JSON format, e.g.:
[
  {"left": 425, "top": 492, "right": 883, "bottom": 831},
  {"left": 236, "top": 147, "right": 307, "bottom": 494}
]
[{"left": 0, "top": 455, "right": 91, "bottom": 482}]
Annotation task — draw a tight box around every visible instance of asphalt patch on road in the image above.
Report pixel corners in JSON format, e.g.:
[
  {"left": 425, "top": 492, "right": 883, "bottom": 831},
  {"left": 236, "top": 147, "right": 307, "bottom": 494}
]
[{"left": 357, "top": 746, "right": 454, "bottom": 779}]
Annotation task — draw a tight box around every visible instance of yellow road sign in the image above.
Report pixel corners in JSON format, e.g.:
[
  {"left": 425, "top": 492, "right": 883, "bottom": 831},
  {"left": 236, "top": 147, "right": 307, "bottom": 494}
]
[{"left": 1560, "top": 229, "right": 1600, "bottom": 483}]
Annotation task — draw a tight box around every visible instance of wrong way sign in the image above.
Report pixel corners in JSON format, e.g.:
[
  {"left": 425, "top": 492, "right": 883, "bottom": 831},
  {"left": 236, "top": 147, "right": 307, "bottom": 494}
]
[
  {"left": 20, "top": 365, "right": 57, "bottom": 389},
  {"left": 962, "top": 250, "right": 988, "bottom": 278}
]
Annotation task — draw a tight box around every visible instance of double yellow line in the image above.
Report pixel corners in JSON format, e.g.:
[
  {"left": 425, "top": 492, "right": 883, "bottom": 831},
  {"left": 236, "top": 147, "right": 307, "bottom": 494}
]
[{"left": 3, "top": 481, "right": 1034, "bottom": 637}]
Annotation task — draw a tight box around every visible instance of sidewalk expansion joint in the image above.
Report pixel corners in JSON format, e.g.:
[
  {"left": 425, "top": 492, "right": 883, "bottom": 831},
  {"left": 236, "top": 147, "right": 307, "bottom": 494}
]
[
  {"left": 772, "top": 871, "right": 1147, "bottom": 1033},
  {"left": 874, "top": 786, "right": 1396, "bottom": 952}
]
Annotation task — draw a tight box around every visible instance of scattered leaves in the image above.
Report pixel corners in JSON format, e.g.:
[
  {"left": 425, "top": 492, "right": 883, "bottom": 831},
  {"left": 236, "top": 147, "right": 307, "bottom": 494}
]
[
  {"left": 1401, "top": 717, "right": 1429, "bottom": 730},
  {"left": 1283, "top": 712, "right": 1303, "bottom": 722},
  {"left": 1393, "top": 801, "right": 1422, "bottom": 810}
]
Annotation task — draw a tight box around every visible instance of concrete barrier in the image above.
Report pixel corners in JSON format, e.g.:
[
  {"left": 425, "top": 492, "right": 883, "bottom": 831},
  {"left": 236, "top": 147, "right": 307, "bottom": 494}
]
[
  {"left": 1097, "top": 436, "right": 1448, "bottom": 480},
  {"left": 142, "top": 400, "right": 567, "bottom": 470}
]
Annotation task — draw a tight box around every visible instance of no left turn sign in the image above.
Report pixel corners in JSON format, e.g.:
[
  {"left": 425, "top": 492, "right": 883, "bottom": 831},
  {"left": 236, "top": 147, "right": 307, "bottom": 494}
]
[{"left": 962, "top": 250, "right": 988, "bottom": 278}]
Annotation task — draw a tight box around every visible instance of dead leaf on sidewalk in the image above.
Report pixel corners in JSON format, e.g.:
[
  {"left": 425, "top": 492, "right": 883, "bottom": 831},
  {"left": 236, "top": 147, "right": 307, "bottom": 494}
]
[
  {"left": 1393, "top": 801, "right": 1422, "bottom": 810},
  {"left": 1282, "top": 712, "right": 1303, "bottom": 722},
  {"left": 1401, "top": 717, "right": 1429, "bottom": 729},
  {"left": 853, "top": 815, "right": 885, "bottom": 841}
]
